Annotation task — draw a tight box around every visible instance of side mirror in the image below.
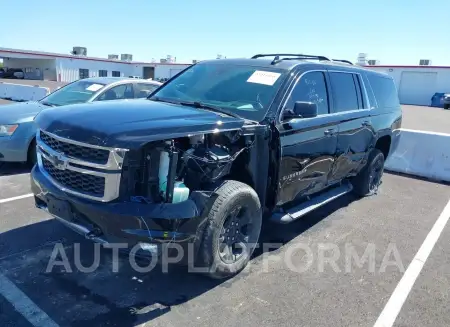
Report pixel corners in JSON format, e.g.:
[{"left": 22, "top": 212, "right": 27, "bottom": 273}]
[
  {"left": 282, "top": 101, "right": 318, "bottom": 120},
  {"left": 293, "top": 101, "right": 318, "bottom": 118}
]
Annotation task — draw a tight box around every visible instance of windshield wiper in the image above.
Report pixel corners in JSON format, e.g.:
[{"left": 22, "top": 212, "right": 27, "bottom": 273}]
[
  {"left": 179, "top": 101, "right": 241, "bottom": 119},
  {"left": 40, "top": 101, "right": 56, "bottom": 107},
  {"left": 148, "top": 96, "right": 179, "bottom": 105}
]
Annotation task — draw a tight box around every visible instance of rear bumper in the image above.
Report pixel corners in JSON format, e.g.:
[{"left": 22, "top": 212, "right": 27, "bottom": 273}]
[{"left": 31, "top": 164, "right": 212, "bottom": 258}]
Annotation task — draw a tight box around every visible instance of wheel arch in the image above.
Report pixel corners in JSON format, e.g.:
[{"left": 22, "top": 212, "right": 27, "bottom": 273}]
[{"left": 374, "top": 134, "right": 391, "bottom": 159}]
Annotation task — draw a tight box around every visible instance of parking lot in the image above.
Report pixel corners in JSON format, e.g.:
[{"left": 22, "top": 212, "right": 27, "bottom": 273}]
[
  {"left": 0, "top": 79, "right": 66, "bottom": 93},
  {"left": 1, "top": 103, "right": 449, "bottom": 327},
  {"left": 401, "top": 105, "right": 450, "bottom": 134}
]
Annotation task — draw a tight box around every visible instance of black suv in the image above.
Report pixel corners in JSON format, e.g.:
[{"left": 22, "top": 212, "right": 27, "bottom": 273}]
[{"left": 31, "top": 54, "right": 402, "bottom": 278}]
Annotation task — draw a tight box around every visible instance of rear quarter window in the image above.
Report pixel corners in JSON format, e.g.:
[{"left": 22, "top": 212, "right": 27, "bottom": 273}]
[{"left": 367, "top": 74, "right": 400, "bottom": 108}]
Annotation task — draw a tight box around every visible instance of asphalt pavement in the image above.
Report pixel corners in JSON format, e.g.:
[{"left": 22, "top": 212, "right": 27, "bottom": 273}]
[
  {"left": 0, "top": 102, "right": 449, "bottom": 327},
  {"left": 401, "top": 105, "right": 450, "bottom": 134},
  {"left": 0, "top": 163, "right": 449, "bottom": 327}
]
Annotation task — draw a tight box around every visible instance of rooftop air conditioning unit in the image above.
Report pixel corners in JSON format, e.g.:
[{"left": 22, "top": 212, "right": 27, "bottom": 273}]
[
  {"left": 357, "top": 53, "right": 367, "bottom": 65},
  {"left": 71, "top": 46, "right": 87, "bottom": 56},
  {"left": 367, "top": 60, "right": 380, "bottom": 65},
  {"left": 108, "top": 54, "right": 119, "bottom": 60},
  {"left": 121, "top": 54, "right": 133, "bottom": 61},
  {"left": 160, "top": 59, "right": 167, "bottom": 63},
  {"left": 419, "top": 59, "right": 432, "bottom": 66}
]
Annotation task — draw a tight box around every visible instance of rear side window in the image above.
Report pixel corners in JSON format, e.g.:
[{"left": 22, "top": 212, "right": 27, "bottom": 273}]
[
  {"left": 287, "top": 71, "right": 330, "bottom": 115},
  {"left": 367, "top": 75, "right": 400, "bottom": 108},
  {"left": 329, "top": 72, "right": 363, "bottom": 112},
  {"left": 134, "top": 83, "right": 159, "bottom": 98}
]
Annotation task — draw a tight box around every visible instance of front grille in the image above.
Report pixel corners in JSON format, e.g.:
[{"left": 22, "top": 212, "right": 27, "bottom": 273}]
[
  {"left": 40, "top": 131, "right": 110, "bottom": 164},
  {"left": 42, "top": 157, "right": 105, "bottom": 197}
]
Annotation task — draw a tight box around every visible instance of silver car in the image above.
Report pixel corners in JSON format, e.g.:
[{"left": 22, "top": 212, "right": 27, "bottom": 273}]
[{"left": 0, "top": 77, "right": 162, "bottom": 164}]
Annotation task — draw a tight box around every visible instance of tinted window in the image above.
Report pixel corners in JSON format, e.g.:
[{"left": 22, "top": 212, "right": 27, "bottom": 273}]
[
  {"left": 134, "top": 83, "right": 159, "bottom": 98},
  {"left": 97, "top": 84, "right": 134, "bottom": 101},
  {"left": 286, "top": 72, "right": 329, "bottom": 115},
  {"left": 329, "top": 72, "right": 359, "bottom": 112},
  {"left": 362, "top": 74, "right": 377, "bottom": 108},
  {"left": 99, "top": 70, "right": 108, "bottom": 77},
  {"left": 151, "top": 63, "right": 287, "bottom": 121},
  {"left": 367, "top": 74, "right": 399, "bottom": 108},
  {"left": 112, "top": 71, "right": 121, "bottom": 77},
  {"left": 353, "top": 75, "right": 364, "bottom": 108}
]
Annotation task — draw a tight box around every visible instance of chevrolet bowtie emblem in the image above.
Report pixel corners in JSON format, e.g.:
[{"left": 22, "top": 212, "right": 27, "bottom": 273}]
[{"left": 51, "top": 153, "right": 68, "bottom": 170}]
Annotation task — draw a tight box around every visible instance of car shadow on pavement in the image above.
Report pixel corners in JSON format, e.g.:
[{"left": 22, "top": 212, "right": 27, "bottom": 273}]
[
  {"left": 0, "top": 162, "right": 31, "bottom": 176},
  {"left": 0, "top": 194, "right": 357, "bottom": 327},
  {"left": 254, "top": 193, "right": 358, "bottom": 256}
]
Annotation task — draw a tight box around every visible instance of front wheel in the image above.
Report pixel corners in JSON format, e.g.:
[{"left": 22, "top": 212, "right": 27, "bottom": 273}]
[
  {"left": 27, "top": 138, "right": 37, "bottom": 167},
  {"left": 198, "top": 180, "right": 262, "bottom": 279},
  {"left": 444, "top": 104, "right": 449, "bottom": 109},
  {"left": 352, "top": 149, "right": 385, "bottom": 197}
]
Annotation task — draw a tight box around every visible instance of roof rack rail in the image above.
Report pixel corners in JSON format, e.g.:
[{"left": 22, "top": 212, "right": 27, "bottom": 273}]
[
  {"left": 332, "top": 59, "right": 354, "bottom": 65},
  {"left": 251, "top": 53, "right": 331, "bottom": 65}
]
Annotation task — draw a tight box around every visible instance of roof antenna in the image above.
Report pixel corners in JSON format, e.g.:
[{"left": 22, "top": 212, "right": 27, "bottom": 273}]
[{"left": 271, "top": 55, "right": 280, "bottom": 65}]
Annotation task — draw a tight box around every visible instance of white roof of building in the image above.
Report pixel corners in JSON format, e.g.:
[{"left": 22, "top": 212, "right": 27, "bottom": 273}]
[
  {"left": 0, "top": 47, "right": 190, "bottom": 66},
  {"left": 364, "top": 65, "right": 450, "bottom": 69}
]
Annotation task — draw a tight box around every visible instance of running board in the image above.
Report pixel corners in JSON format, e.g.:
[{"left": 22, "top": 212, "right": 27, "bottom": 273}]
[{"left": 271, "top": 182, "right": 353, "bottom": 224}]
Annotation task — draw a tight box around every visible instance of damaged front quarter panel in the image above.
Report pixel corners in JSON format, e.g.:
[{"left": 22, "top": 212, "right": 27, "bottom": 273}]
[{"left": 116, "top": 125, "right": 265, "bottom": 246}]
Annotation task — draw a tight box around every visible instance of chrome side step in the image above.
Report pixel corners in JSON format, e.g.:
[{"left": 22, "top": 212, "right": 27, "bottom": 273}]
[{"left": 271, "top": 182, "right": 353, "bottom": 224}]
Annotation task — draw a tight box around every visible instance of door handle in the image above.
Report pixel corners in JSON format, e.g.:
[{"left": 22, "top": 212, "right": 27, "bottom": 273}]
[
  {"left": 362, "top": 121, "right": 370, "bottom": 127},
  {"left": 324, "top": 129, "right": 335, "bottom": 136}
]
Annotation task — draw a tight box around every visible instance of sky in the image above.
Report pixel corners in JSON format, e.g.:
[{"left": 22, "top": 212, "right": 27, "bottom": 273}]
[{"left": 1, "top": 0, "right": 449, "bottom": 65}]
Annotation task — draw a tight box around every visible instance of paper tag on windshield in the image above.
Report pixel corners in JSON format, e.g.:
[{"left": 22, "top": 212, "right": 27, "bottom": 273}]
[
  {"left": 86, "top": 84, "right": 104, "bottom": 92},
  {"left": 247, "top": 71, "right": 281, "bottom": 86}
]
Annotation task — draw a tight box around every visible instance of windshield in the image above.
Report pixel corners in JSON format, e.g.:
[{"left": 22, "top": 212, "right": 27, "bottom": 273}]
[
  {"left": 40, "top": 80, "right": 106, "bottom": 106},
  {"left": 150, "top": 62, "right": 286, "bottom": 121}
]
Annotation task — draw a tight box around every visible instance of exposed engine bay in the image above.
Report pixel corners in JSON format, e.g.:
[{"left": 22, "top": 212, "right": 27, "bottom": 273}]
[{"left": 119, "top": 130, "right": 255, "bottom": 204}]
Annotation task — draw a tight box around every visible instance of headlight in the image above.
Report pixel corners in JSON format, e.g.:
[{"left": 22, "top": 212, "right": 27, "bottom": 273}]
[{"left": 0, "top": 124, "right": 19, "bottom": 136}]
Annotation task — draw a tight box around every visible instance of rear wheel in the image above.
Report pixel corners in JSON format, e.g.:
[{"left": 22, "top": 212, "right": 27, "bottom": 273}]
[
  {"left": 27, "top": 138, "right": 37, "bottom": 167},
  {"left": 352, "top": 148, "right": 385, "bottom": 197},
  {"left": 444, "top": 104, "right": 449, "bottom": 109},
  {"left": 198, "top": 180, "right": 262, "bottom": 279}
]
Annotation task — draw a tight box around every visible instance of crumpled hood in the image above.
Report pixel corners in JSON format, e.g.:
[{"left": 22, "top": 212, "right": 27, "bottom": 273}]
[
  {"left": 35, "top": 99, "right": 246, "bottom": 149},
  {"left": 0, "top": 101, "right": 47, "bottom": 123}
]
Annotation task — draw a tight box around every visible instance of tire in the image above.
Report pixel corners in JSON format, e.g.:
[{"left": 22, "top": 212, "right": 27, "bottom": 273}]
[
  {"left": 444, "top": 104, "right": 449, "bottom": 110},
  {"left": 27, "top": 138, "right": 37, "bottom": 167},
  {"left": 352, "top": 148, "right": 385, "bottom": 197},
  {"left": 198, "top": 180, "right": 262, "bottom": 279}
]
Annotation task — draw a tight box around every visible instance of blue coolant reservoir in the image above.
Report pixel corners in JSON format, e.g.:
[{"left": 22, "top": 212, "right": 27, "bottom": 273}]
[{"left": 172, "top": 182, "right": 190, "bottom": 203}]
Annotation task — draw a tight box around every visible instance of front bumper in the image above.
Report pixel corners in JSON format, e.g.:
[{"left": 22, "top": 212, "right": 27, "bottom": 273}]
[
  {"left": 31, "top": 164, "right": 212, "bottom": 258},
  {"left": 0, "top": 122, "right": 36, "bottom": 162},
  {"left": 0, "top": 135, "right": 30, "bottom": 162}
]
